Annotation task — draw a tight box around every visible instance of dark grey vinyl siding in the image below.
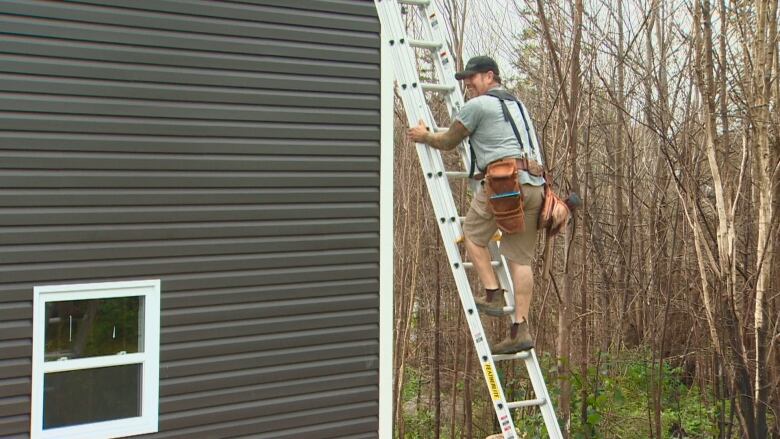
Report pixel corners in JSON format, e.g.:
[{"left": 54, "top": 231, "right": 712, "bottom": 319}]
[{"left": 0, "top": 1, "right": 381, "bottom": 437}]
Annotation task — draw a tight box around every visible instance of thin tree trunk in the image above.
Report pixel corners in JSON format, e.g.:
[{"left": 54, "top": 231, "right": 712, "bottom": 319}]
[
  {"left": 614, "top": 0, "right": 629, "bottom": 336},
  {"left": 450, "top": 313, "right": 463, "bottom": 438},
  {"left": 394, "top": 192, "right": 425, "bottom": 435},
  {"left": 560, "top": 1, "right": 583, "bottom": 435},
  {"left": 462, "top": 352, "right": 473, "bottom": 439},
  {"left": 694, "top": 2, "right": 761, "bottom": 437},
  {"left": 750, "top": 2, "right": 777, "bottom": 437},
  {"left": 433, "top": 242, "right": 441, "bottom": 439}
]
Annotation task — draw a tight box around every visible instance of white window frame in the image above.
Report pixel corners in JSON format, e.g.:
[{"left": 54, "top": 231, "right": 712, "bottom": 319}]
[{"left": 31, "top": 280, "right": 160, "bottom": 439}]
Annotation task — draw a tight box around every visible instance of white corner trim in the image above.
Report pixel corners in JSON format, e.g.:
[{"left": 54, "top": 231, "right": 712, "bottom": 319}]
[
  {"left": 378, "top": 26, "right": 395, "bottom": 439},
  {"left": 30, "top": 279, "right": 160, "bottom": 439}
]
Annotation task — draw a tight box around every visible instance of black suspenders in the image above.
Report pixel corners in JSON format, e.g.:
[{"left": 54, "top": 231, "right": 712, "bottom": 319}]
[
  {"left": 485, "top": 89, "right": 536, "bottom": 155},
  {"left": 466, "top": 89, "right": 539, "bottom": 177}
]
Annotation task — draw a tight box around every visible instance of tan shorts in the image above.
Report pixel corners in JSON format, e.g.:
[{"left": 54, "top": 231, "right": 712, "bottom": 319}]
[{"left": 462, "top": 183, "right": 543, "bottom": 265}]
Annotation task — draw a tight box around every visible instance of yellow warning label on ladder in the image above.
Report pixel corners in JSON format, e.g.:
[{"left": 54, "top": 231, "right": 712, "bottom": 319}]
[{"left": 482, "top": 362, "right": 501, "bottom": 401}]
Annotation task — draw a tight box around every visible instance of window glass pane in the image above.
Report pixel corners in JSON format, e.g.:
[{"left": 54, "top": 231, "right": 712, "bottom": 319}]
[
  {"left": 44, "top": 297, "right": 142, "bottom": 361},
  {"left": 43, "top": 364, "right": 142, "bottom": 430}
]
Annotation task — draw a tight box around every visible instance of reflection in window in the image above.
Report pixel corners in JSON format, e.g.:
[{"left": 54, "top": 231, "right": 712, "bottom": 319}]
[
  {"left": 43, "top": 364, "right": 141, "bottom": 429},
  {"left": 44, "top": 297, "right": 141, "bottom": 361}
]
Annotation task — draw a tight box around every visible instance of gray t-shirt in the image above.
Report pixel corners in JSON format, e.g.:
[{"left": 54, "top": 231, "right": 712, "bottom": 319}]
[{"left": 456, "top": 87, "right": 544, "bottom": 185}]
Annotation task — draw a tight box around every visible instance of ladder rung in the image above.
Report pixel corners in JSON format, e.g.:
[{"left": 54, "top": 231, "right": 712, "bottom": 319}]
[
  {"left": 492, "top": 351, "right": 531, "bottom": 362},
  {"left": 462, "top": 261, "right": 500, "bottom": 269},
  {"left": 507, "top": 398, "right": 546, "bottom": 409},
  {"left": 421, "top": 83, "right": 456, "bottom": 93},
  {"left": 409, "top": 38, "right": 442, "bottom": 50},
  {"left": 398, "top": 0, "right": 431, "bottom": 5},
  {"left": 446, "top": 171, "right": 469, "bottom": 179}
]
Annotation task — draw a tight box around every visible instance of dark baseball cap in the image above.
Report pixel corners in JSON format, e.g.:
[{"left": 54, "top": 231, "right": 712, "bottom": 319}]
[{"left": 454, "top": 56, "right": 499, "bottom": 80}]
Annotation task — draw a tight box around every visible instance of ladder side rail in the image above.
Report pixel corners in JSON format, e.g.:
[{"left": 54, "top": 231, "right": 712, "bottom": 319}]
[
  {"left": 383, "top": 0, "right": 496, "bottom": 242},
  {"left": 403, "top": 2, "right": 474, "bottom": 181},
  {"left": 525, "top": 350, "right": 564, "bottom": 438},
  {"left": 378, "top": 0, "right": 442, "bottom": 179},
  {"left": 378, "top": 0, "right": 466, "bottom": 243},
  {"left": 378, "top": 0, "right": 493, "bottom": 336},
  {"left": 390, "top": 5, "right": 518, "bottom": 330},
  {"left": 416, "top": 2, "right": 464, "bottom": 117},
  {"left": 379, "top": 1, "right": 484, "bottom": 306},
  {"left": 419, "top": 0, "right": 520, "bottom": 309},
  {"left": 421, "top": 0, "right": 519, "bottom": 321},
  {"left": 378, "top": 0, "right": 445, "bottom": 184},
  {"left": 390, "top": 65, "right": 464, "bottom": 243},
  {"left": 378, "top": 3, "right": 519, "bottom": 437},
  {"left": 395, "top": 95, "right": 522, "bottom": 438},
  {"left": 414, "top": 2, "right": 475, "bottom": 178},
  {"left": 417, "top": 1, "right": 519, "bottom": 325},
  {"left": 487, "top": 246, "right": 517, "bottom": 318}
]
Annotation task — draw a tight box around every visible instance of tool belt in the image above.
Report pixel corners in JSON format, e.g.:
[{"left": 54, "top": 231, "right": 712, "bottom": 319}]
[
  {"left": 473, "top": 158, "right": 544, "bottom": 181},
  {"left": 484, "top": 157, "right": 525, "bottom": 234}
]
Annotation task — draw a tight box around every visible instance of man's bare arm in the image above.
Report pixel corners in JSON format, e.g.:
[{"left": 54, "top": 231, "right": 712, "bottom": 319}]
[{"left": 407, "top": 119, "right": 470, "bottom": 150}]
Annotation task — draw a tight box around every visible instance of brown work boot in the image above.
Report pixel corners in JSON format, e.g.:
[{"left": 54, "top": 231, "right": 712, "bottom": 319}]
[
  {"left": 492, "top": 320, "right": 534, "bottom": 354},
  {"left": 473, "top": 289, "right": 511, "bottom": 317}
]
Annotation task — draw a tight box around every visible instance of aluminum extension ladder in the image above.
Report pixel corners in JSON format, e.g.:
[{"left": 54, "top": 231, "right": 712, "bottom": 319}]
[{"left": 375, "top": 1, "right": 563, "bottom": 438}]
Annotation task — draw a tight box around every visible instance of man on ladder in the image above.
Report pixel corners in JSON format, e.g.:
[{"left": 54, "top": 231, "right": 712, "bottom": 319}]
[{"left": 408, "top": 55, "right": 546, "bottom": 355}]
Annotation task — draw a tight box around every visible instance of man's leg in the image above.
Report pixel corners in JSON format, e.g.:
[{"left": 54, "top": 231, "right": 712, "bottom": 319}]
[
  {"left": 463, "top": 239, "right": 534, "bottom": 322},
  {"left": 507, "top": 261, "right": 533, "bottom": 322},
  {"left": 491, "top": 184, "right": 543, "bottom": 354},
  {"left": 464, "top": 237, "right": 499, "bottom": 290},
  {"left": 462, "top": 186, "right": 511, "bottom": 315},
  {"left": 492, "top": 261, "right": 535, "bottom": 354}
]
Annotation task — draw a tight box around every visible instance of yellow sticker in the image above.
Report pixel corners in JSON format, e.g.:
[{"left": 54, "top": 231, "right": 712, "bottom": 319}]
[{"left": 482, "top": 362, "right": 501, "bottom": 401}]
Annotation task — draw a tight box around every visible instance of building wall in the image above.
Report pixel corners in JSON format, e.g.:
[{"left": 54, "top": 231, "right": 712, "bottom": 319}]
[{"left": 0, "top": 1, "right": 382, "bottom": 437}]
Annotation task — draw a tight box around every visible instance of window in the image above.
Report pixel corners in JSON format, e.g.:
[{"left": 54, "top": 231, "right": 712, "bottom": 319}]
[{"left": 31, "top": 280, "right": 160, "bottom": 439}]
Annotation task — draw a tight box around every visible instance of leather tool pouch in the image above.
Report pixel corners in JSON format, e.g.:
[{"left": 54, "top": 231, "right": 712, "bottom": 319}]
[
  {"left": 485, "top": 158, "right": 525, "bottom": 234},
  {"left": 539, "top": 180, "right": 570, "bottom": 236}
]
